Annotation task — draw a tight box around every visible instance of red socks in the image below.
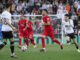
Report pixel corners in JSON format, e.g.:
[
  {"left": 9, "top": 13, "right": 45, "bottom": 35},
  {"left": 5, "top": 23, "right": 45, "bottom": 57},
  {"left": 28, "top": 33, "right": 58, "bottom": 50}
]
[
  {"left": 19, "top": 38, "right": 21, "bottom": 47},
  {"left": 52, "top": 39, "right": 60, "bottom": 45},
  {"left": 41, "top": 37, "right": 45, "bottom": 48},
  {"left": 26, "top": 38, "right": 35, "bottom": 48},
  {"left": 31, "top": 38, "right": 35, "bottom": 45},
  {"left": 26, "top": 40, "right": 29, "bottom": 48}
]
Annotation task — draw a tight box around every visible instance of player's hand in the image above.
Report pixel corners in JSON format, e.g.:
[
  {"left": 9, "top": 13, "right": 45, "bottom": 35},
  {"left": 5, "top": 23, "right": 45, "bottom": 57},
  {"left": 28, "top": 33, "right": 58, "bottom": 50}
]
[
  {"left": 39, "top": 24, "right": 42, "bottom": 26},
  {"left": 12, "top": 27, "right": 17, "bottom": 32},
  {"left": 40, "top": 24, "right": 43, "bottom": 26}
]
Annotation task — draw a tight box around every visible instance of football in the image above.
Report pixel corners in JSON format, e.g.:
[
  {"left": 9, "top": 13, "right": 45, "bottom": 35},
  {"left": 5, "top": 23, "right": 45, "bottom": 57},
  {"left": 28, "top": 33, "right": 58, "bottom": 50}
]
[{"left": 21, "top": 46, "right": 27, "bottom": 51}]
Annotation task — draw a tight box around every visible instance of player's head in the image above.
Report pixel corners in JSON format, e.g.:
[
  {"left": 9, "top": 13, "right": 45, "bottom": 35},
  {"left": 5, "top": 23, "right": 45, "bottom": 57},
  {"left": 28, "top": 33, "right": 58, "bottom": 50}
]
[
  {"left": 65, "top": 14, "right": 69, "bottom": 21},
  {"left": 42, "top": 9, "right": 48, "bottom": 16},
  {"left": 36, "top": 20, "right": 40, "bottom": 25},
  {"left": 4, "top": 3, "right": 12, "bottom": 11}
]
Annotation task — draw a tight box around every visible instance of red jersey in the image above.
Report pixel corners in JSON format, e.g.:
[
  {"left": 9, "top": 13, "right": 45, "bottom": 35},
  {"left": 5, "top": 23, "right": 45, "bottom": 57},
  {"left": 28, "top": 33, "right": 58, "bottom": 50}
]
[
  {"left": 19, "top": 19, "right": 27, "bottom": 32},
  {"left": 27, "top": 20, "right": 33, "bottom": 32},
  {"left": 42, "top": 14, "right": 53, "bottom": 31}
]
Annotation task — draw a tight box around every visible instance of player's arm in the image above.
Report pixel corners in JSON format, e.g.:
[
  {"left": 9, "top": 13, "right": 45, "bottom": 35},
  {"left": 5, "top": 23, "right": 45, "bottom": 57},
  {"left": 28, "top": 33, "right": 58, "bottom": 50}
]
[
  {"left": 23, "top": 23, "right": 29, "bottom": 31},
  {"left": 42, "top": 17, "right": 51, "bottom": 26},
  {"left": 69, "top": 20, "right": 74, "bottom": 28},
  {"left": 6, "top": 18, "right": 16, "bottom": 30},
  {"left": 42, "top": 21, "right": 50, "bottom": 26}
]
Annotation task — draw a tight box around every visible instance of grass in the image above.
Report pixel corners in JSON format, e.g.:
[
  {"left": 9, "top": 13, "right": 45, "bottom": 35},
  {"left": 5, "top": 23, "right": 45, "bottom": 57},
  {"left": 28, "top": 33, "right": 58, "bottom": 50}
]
[{"left": 0, "top": 44, "right": 80, "bottom": 60}]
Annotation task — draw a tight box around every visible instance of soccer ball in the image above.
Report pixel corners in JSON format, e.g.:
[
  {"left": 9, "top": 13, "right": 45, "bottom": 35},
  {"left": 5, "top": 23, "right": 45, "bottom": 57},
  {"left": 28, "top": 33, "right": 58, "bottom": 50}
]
[{"left": 21, "top": 46, "right": 27, "bottom": 51}]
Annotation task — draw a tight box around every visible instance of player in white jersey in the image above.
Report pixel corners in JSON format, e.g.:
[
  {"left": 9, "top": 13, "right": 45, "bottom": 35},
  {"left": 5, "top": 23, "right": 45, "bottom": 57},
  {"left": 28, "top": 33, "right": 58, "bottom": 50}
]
[
  {"left": 63, "top": 14, "right": 80, "bottom": 52},
  {"left": 0, "top": 4, "right": 17, "bottom": 58}
]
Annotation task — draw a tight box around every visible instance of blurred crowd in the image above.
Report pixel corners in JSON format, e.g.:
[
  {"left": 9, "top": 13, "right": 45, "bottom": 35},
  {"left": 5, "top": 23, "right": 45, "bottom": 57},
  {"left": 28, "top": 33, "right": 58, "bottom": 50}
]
[
  {"left": 0, "top": 0, "right": 80, "bottom": 37},
  {"left": 0, "top": 0, "right": 80, "bottom": 29},
  {"left": 0, "top": 0, "right": 80, "bottom": 16}
]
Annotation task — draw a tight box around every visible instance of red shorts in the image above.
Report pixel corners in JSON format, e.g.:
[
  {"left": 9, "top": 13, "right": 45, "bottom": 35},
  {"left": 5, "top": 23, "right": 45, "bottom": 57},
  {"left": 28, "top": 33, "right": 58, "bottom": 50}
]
[
  {"left": 22, "top": 29, "right": 33, "bottom": 39},
  {"left": 27, "top": 31, "right": 33, "bottom": 38},
  {"left": 42, "top": 30, "right": 55, "bottom": 39},
  {"left": 19, "top": 31, "right": 28, "bottom": 38},
  {"left": 19, "top": 31, "right": 24, "bottom": 37}
]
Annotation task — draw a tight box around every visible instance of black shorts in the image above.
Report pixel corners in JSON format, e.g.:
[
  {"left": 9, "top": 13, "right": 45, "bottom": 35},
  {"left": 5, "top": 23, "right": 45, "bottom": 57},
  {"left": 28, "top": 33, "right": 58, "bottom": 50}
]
[
  {"left": 66, "top": 33, "right": 75, "bottom": 39},
  {"left": 2, "top": 31, "right": 13, "bottom": 39}
]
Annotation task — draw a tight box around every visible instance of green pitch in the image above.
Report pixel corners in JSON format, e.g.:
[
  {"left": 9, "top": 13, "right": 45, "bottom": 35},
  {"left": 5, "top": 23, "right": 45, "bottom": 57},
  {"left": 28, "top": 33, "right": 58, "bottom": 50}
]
[{"left": 0, "top": 44, "right": 80, "bottom": 60}]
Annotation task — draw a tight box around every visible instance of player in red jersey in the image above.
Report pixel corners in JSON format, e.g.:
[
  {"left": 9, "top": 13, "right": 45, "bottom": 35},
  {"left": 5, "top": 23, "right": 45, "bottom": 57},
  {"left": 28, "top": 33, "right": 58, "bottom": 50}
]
[
  {"left": 40, "top": 9, "right": 63, "bottom": 52},
  {"left": 23, "top": 20, "right": 36, "bottom": 48},
  {"left": 18, "top": 15, "right": 27, "bottom": 48}
]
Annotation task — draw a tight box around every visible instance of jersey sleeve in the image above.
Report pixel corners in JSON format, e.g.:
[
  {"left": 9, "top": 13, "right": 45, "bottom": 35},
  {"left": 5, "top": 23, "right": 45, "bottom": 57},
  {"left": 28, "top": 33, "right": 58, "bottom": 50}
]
[
  {"left": 1, "top": 13, "right": 8, "bottom": 25},
  {"left": 2, "top": 13, "right": 9, "bottom": 20},
  {"left": 70, "top": 20, "right": 74, "bottom": 28}
]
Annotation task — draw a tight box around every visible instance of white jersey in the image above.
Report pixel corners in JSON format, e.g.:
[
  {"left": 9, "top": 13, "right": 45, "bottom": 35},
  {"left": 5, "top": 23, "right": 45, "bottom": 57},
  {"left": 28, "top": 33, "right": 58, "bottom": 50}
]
[
  {"left": 62, "top": 19, "right": 74, "bottom": 34},
  {"left": 1, "top": 10, "right": 12, "bottom": 31}
]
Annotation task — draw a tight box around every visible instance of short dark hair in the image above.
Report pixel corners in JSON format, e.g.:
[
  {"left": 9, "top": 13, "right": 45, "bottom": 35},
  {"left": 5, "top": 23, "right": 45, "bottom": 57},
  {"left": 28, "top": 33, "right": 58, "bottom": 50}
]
[
  {"left": 42, "top": 9, "right": 48, "bottom": 13},
  {"left": 4, "top": 3, "right": 12, "bottom": 9},
  {"left": 65, "top": 14, "right": 69, "bottom": 17}
]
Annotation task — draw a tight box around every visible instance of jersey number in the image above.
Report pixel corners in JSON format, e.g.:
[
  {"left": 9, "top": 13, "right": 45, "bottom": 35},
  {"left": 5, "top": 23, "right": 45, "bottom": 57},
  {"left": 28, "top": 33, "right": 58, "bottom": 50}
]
[{"left": 2, "top": 18, "right": 7, "bottom": 25}]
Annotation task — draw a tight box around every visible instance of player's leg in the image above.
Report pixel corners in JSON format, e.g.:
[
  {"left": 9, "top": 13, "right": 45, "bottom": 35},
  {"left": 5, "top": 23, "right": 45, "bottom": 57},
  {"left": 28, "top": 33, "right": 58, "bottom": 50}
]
[
  {"left": 23, "top": 31, "right": 29, "bottom": 48},
  {"left": 30, "top": 38, "right": 36, "bottom": 48},
  {"left": 0, "top": 32, "right": 7, "bottom": 49},
  {"left": 40, "top": 35, "right": 46, "bottom": 52},
  {"left": 8, "top": 31, "right": 17, "bottom": 57},
  {"left": 52, "top": 38, "right": 63, "bottom": 49},
  {"left": 19, "top": 31, "right": 23, "bottom": 48},
  {"left": 40, "top": 32, "right": 47, "bottom": 52},
  {"left": 10, "top": 38, "right": 17, "bottom": 57},
  {"left": 0, "top": 39, "right": 7, "bottom": 49},
  {"left": 70, "top": 33, "right": 80, "bottom": 52},
  {"left": 66, "top": 36, "right": 71, "bottom": 45},
  {"left": 73, "top": 38, "right": 79, "bottom": 49},
  {"left": 72, "top": 38, "right": 80, "bottom": 52},
  {"left": 24, "top": 37, "right": 29, "bottom": 48},
  {"left": 29, "top": 33, "right": 36, "bottom": 48},
  {"left": 19, "top": 37, "right": 22, "bottom": 48},
  {"left": 41, "top": 35, "right": 46, "bottom": 49},
  {"left": 49, "top": 32, "right": 63, "bottom": 49},
  {"left": 26, "top": 39, "right": 29, "bottom": 48},
  {"left": 19, "top": 37, "right": 21, "bottom": 48}
]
